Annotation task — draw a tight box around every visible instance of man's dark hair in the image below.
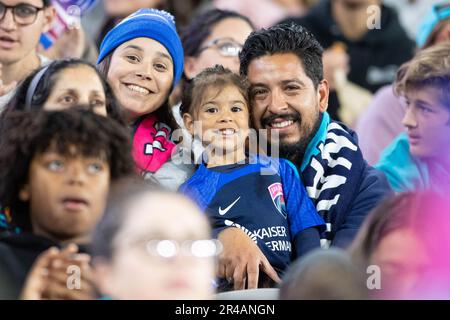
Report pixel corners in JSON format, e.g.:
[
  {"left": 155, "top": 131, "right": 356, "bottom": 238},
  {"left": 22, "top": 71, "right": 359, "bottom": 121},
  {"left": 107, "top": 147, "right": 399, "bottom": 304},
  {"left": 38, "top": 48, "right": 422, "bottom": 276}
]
[
  {"left": 181, "top": 8, "right": 254, "bottom": 58},
  {"left": 43, "top": 0, "right": 51, "bottom": 6},
  {"left": 240, "top": 23, "right": 324, "bottom": 87},
  {"left": 0, "top": 109, "right": 135, "bottom": 230},
  {"left": 2, "top": 59, "right": 125, "bottom": 125}
]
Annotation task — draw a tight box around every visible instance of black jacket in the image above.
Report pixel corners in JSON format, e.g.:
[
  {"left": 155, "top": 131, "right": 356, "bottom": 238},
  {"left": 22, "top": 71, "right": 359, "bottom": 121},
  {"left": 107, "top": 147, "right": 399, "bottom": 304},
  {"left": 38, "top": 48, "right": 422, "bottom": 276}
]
[
  {"left": 280, "top": 0, "right": 415, "bottom": 120},
  {"left": 0, "top": 233, "right": 89, "bottom": 299}
]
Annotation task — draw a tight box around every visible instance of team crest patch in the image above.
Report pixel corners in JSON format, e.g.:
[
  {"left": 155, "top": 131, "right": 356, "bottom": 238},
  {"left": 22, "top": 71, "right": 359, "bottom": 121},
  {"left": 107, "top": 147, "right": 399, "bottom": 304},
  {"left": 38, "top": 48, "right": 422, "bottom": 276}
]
[{"left": 268, "top": 183, "right": 287, "bottom": 218}]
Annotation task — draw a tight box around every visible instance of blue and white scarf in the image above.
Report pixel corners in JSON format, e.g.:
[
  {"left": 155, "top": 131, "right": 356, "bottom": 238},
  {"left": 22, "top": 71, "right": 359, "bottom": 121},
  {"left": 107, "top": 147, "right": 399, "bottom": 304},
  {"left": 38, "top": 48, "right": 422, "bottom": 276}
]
[{"left": 300, "top": 112, "right": 365, "bottom": 248}]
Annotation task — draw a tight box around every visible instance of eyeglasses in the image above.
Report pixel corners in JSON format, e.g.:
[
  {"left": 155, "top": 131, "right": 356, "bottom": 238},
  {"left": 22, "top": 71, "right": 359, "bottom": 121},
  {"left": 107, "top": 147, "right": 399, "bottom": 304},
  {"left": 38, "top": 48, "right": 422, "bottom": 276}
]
[
  {"left": 198, "top": 38, "right": 243, "bottom": 57},
  {"left": 138, "top": 239, "right": 223, "bottom": 260},
  {"left": 0, "top": 3, "right": 45, "bottom": 26}
]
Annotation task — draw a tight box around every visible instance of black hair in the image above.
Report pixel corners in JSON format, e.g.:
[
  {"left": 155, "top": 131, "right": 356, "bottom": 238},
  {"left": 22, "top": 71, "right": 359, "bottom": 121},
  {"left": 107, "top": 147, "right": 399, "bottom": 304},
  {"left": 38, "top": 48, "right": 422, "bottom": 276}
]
[
  {"left": 43, "top": 0, "right": 51, "bottom": 6},
  {"left": 180, "top": 8, "right": 254, "bottom": 58},
  {"left": 239, "top": 23, "right": 324, "bottom": 87},
  {"left": 180, "top": 64, "right": 249, "bottom": 116},
  {"left": 2, "top": 59, "right": 125, "bottom": 125},
  {"left": 0, "top": 109, "right": 135, "bottom": 230}
]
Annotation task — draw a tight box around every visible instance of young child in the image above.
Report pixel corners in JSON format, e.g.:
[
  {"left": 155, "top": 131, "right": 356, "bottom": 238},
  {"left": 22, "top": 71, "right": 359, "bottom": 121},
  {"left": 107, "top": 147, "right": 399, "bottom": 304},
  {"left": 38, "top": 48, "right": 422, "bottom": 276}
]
[
  {"left": 0, "top": 108, "right": 134, "bottom": 299},
  {"left": 179, "top": 65, "right": 325, "bottom": 288}
]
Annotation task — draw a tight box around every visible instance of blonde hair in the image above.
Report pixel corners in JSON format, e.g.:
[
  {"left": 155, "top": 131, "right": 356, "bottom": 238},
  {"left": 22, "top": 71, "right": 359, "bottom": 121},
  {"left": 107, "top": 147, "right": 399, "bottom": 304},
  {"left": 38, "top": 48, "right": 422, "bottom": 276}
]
[{"left": 395, "top": 42, "right": 450, "bottom": 107}]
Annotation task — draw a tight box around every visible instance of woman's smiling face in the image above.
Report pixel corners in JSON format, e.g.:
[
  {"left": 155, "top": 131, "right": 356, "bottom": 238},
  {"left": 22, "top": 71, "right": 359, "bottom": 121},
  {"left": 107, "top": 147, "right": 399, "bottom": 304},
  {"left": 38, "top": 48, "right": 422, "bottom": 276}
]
[{"left": 107, "top": 37, "right": 174, "bottom": 122}]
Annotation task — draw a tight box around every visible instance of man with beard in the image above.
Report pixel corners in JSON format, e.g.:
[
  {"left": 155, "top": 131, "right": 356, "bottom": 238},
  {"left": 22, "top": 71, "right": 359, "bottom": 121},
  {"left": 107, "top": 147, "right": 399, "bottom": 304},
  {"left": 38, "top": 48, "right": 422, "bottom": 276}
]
[{"left": 216, "top": 23, "right": 392, "bottom": 291}]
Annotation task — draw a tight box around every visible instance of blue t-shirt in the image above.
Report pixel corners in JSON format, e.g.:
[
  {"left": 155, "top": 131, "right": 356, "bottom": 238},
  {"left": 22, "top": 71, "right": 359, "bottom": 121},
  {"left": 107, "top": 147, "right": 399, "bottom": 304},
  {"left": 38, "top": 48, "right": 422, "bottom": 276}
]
[{"left": 179, "top": 155, "right": 325, "bottom": 273}]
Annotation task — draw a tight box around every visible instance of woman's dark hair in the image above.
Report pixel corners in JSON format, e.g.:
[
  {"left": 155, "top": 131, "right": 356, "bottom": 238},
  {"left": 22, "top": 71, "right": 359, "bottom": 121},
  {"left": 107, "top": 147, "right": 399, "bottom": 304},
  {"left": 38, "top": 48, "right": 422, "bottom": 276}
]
[
  {"left": 2, "top": 59, "right": 125, "bottom": 125},
  {"left": 97, "top": 54, "right": 178, "bottom": 129},
  {"left": 181, "top": 8, "right": 254, "bottom": 58},
  {"left": 92, "top": 178, "right": 163, "bottom": 261},
  {"left": 348, "top": 191, "right": 450, "bottom": 270},
  {"left": 0, "top": 109, "right": 136, "bottom": 231},
  {"left": 180, "top": 64, "right": 249, "bottom": 116},
  {"left": 240, "top": 23, "right": 324, "bottom": 88}
]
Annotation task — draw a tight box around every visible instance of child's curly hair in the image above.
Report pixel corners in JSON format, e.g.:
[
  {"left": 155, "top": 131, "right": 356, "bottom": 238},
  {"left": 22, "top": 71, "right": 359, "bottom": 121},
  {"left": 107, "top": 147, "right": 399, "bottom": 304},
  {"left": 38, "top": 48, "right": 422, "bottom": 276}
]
[
  {"left": 0, "top": 108, "right": 136, "bottom": 230},
  {"left": 180, "top": 64, "right": 250, "bottom": 116}
]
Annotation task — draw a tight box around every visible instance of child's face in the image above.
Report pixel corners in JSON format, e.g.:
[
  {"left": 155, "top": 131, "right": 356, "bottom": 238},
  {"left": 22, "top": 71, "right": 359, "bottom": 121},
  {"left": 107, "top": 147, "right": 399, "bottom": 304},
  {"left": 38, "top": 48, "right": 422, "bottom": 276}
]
[
  {"left": 184, "top": 85, "right": 250, "bottom": 157},
  {"left": 402, "top": 86, "right": 450, "bottom": 160},
  {"left": 19, "top": 146, "right": 110, "bottom": 242},
  {"left": 0, "top": 0, "right": 54, "bottom": 65},
  {"left": 107, "top": 37, "right": 173, "bottom": 122},
  {"left": 43, "top": 65, "right": 107, "bottom": 115},
  {"left": 97, "top": 193, "right": 215, "bottom": 300}
]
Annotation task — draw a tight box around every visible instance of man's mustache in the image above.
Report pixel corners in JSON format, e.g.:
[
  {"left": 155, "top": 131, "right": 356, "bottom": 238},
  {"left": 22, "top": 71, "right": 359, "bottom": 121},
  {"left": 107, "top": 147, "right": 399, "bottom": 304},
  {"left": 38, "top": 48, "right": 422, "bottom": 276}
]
[{"left": 261, "top": 112, "right": 301, "bottom": 128}]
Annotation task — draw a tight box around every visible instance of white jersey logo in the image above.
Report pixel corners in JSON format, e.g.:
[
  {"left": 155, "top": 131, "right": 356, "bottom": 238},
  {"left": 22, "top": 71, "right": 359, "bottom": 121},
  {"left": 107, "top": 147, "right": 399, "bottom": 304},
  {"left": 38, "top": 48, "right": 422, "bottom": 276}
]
[{"left": 219, "top": 197, "right": 241, "bottom": 216}]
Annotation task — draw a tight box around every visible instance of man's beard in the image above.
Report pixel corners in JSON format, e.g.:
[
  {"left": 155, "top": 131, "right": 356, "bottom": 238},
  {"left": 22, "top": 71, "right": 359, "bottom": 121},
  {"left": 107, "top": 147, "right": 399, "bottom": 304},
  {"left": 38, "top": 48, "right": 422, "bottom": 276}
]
[{"left": 264, "top": 113, "right": 322, "bottom": 165}]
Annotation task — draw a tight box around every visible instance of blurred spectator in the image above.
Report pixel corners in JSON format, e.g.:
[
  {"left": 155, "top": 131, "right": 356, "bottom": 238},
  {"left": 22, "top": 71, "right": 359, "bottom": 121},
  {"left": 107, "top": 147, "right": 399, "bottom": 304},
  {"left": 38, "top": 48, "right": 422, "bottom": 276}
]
[
  {"left": 280, "top": 0, "right": 415, "bottom": 121},
  {"left": 357, "top": 2, "right": 450, "bottom": 165},
  {"left": 375, "top": 42, "right": 450, "bottom": 194},
  {"left": 0, "top": 109, "right": 134, "bottom": 299},
  {"left": 0, "top": 0, "right": 55, "bottom": 109},
  {"left": 96, "top": 0, "right": 204, "bottom": 48},
  {"left": 92, "top": 179, "right": 218, "bottom": 299},
  {"left": 384, "top": 0, "right": 442, "bottom": 40},
  {"left": 181, "top": 9, "right": 254, "bottom": 79},
  {"left": 1, "top": 59, "right": 124, "bottom": 124},
  {"left": 280, "top": 248, "right": 368, "bottom": 299},
  {"left": 213, "top": 0, "right": 311, "bottom": 29},
  {"left": 349, "top": 191, "right": 450, "bottom": 299}
]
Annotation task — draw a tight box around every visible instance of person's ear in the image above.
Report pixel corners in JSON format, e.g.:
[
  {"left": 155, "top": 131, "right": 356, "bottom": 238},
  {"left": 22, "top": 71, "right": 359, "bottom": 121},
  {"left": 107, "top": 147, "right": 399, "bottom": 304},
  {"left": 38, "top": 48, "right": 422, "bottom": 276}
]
[
  {"left": 42, "top": 6, "right": 56, "bottom": 33},
  {"left": 184, "top": 57, "right": 198, "bottom": 80},
  {"left": 19, "top": 184, "right": 30, "bottom": 202},
  {"left": 317, "top": 79, "right": 329, "bottom": 113},
  {"left": 183, "top": 112, "right": 195, "bottom": 136}
]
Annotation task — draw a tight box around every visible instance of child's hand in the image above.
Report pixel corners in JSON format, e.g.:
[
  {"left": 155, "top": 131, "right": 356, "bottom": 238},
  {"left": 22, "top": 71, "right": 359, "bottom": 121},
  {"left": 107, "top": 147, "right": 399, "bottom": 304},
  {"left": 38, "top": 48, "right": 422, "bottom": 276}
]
[
  {"left": 20, "top": 244, "right": 95, "bottom": 300},
  {"left": 218, "top": 227, "right": 281, "bottom": 290},
  {"left": 20, "top": 247, "right": 59, "bottom": 300},
  {"left": 41, "top": 244, "right": 95, "bottom": 300}
]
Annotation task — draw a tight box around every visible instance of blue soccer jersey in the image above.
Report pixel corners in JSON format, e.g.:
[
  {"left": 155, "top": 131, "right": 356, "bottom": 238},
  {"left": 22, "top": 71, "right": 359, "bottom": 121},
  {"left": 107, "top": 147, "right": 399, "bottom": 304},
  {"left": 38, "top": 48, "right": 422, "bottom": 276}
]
[{"left": 179, "top": 154, "right": 325, "bottom": 273}]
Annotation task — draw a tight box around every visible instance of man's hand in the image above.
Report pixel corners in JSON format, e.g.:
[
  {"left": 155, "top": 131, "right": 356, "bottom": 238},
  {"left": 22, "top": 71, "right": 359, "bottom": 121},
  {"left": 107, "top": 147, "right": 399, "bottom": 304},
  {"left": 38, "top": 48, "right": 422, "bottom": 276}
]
[
  {"left": 217, "top": 227, "right": 281, "bottom": 290},
  {"left": 0, "top": 64, "right": 17, "bottom": 97}
]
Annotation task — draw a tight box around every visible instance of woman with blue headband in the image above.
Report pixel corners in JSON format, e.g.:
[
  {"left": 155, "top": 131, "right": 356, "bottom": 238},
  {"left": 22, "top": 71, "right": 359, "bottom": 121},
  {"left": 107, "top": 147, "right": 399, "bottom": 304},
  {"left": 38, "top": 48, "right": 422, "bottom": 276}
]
[{"left": 97, "top": 8, "right": 191, "bottom": 187}]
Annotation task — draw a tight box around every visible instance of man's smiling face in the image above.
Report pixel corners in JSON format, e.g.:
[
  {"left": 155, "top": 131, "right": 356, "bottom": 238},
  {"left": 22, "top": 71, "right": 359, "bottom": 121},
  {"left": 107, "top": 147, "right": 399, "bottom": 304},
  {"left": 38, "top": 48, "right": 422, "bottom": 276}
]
[{"left": 247, "top": 52, "right": 329, "bottom": 160}]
